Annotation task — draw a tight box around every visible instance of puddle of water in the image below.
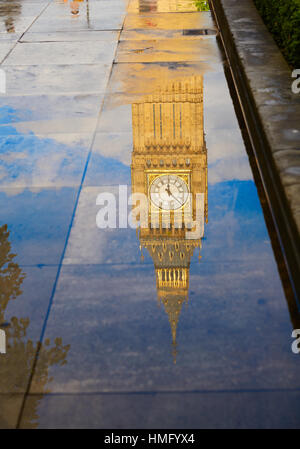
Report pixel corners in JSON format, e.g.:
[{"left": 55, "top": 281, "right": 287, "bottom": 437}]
[{"left": 0, "top": 0, "right": 299, "bottom": 430}]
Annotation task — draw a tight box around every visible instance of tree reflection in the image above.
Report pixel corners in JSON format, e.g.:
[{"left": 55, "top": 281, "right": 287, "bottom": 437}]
[
  {"left": 0, "top": 224, "right": 70, "bottom": 428},
  {"left": 0, "top": 224, "right": 25, "bottom": 319},
  {"left": 0, "top": 0, "right": 22, "bottom": 33}
]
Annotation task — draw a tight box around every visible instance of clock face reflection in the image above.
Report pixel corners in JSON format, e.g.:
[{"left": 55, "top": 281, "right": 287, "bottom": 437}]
[{"left": 149, "top": 174, "right": 189, "bottom": 210}]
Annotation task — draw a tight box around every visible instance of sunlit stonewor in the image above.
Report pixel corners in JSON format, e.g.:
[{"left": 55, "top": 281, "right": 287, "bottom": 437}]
[
  {"left": 129, "top": 0, "right": 198, "bottom": 12},
  {"left": 131, "top": 76, "right": 208, "bottom": 362}
]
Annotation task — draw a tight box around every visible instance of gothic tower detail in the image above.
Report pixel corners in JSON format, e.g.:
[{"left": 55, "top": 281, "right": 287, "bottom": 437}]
[{"left": 131, "top": 76, "right": 207, "bottom": 362}]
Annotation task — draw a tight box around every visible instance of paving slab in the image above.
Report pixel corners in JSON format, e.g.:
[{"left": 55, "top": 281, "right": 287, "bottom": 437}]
[
  {"left": 19, "top": 390, "right": 300, "bottom": 429},
  {"left": 0, "top": 16, "right": 38, "bottom": 34},
  {"left": 45, "top": 0, "right": 128, "bottom": 16},
  {"left": 0, "top": 1, "right": 48, "bottom": 17},
  {"left": 120, "top": 28, "right": 217, "bottom": 40},
  {"left": 115, "top": 38, "right": 220, "bottom": 63},
  {"left": 20, "top": 30, "right": 120, "bottom": 42},
  {"left": 0, "top": 93, "right": 103, "bottom": 127},
  {"left": 27, "top": 12, "right": 125, "bottom": 33},
  {"left": 2, "top": 63, "right": 112, "bottom": 95},
  {"left": 124, "top": 11, "right": 212, "bottom": 30},
  {"left": 0, "top": 133, "right": 93, "bottom": 190},
  {"left": 101, "top": 61, "right": 221, "bottom": 98},
  {"left": 3, "top": 40, "right": 117, "bottom": 65},
  {"left": 0, "top": 187, "right": 78, "bottom": 265},
  {"left": 0, "top": 41, "right": 15, "bottom": 62}
]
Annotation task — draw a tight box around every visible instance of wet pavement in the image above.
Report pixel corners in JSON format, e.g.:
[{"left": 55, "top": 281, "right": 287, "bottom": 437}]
[{"left": 0, "top": 0, "right": 299, "bottom": 429}]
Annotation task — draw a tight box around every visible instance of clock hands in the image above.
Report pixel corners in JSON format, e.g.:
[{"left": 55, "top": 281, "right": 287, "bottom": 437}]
[
  {"left": 166, "top": 176, "right": 171, "bottom": 195},
  {"left": 165, "top": 185, "right": 172, "bottom": 197},
  {"left": 151, "top": 175, "right": 186, "bottom": 210},
  {"left": 165, "top": 176, "right": 172, "bottom": 198},
  {"left": 165, "top": 185, "right": 182, "bottom": 206},
  {"left": 170, "top": 193, "right": 182, "bottom": 205}
]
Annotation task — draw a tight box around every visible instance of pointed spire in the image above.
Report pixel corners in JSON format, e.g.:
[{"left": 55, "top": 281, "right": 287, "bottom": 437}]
[
  {"left": 139, "top": 244, "right": 144, "bottom": 262},
  {"left": 171, "top": 318, "right": 177, "bottom": 349},
  {"left": 170, "top": 313, "right": 178, "bottom": 365},
  {"left": 172, "top": 341, "right": 178, "bottom": 365},
  {"left": 160, "top": 295, "right": 186, "bottom": 364}
]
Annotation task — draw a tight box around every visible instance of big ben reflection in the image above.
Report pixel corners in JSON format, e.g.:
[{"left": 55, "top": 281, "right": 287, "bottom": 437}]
[{"left": 131, "top": 76, "right": 207, "bottom": 363}]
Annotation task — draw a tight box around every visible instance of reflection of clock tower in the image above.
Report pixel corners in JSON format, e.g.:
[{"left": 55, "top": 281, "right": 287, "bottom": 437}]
[{"left": 131, "top": 76, "right": 208, "bottom": 363}]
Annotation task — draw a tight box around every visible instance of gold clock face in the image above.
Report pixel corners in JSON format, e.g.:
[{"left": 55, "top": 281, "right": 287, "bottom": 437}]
[{"left": 149, "top": 174, "right": 189, "bottom": 210}]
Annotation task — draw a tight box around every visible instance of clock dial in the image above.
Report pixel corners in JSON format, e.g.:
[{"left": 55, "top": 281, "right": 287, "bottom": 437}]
[{"left": 149, "top": 174, "right": 189, "bottom": 210}]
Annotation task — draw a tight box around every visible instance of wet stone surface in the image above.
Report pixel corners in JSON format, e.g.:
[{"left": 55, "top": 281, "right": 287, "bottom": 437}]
[{"left": 211, "top": 0, "right": 300, "bottom": 238}]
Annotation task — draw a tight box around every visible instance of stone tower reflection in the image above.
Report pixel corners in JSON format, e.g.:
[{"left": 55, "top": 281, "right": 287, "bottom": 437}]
[
  {"left": 131, "top": 76, "right": 208, "bottom": 363},
  {"left": 0, "top": 225, "right": 70, "bottom": 428}
]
